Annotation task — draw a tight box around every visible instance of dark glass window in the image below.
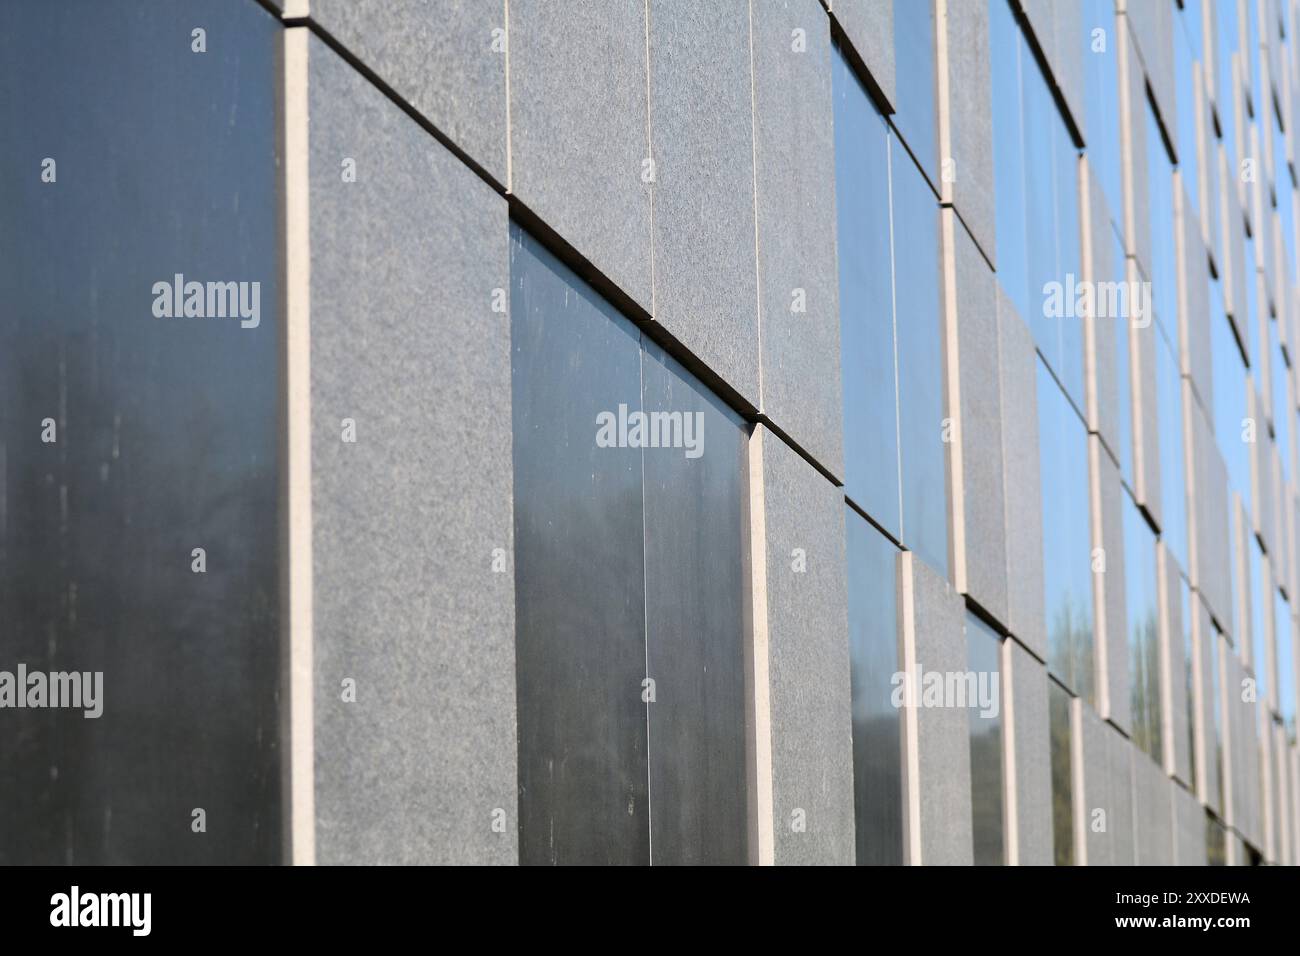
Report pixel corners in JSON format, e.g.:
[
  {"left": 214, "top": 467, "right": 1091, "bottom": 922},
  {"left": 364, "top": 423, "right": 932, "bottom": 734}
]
[
  {"left": 1206, "top": 812, "right": 1228, "bottom": 865},
  {"left": 1245, "top": 224, "right": 1261, "bottom": 365},
  {"left": 1037, "top": 359, "right": 1095, "bottom": 701},
  {"left": 1273, "top": 106, "right": 1296, "bottom": 284},
  {"left": 1212, "top": 281, "right": 1252, "bottom": 510},
  {"left": 967, "top": 614, "right": 1004, "bottom": 866},
  {"left": 1084, "top": 0, "right": 1123, "bottom": 229},
  {"left": 0, "top": 0, "right": 281, "bottom": 864},
  {"left": 1049, "top": 681, "right": 1075, "bottom": 865},
  {"left": 834, "top": 48, "right": 948, "bottom": 579},
  {"left": 1277, "top": 590, "right": 1297, "bottom": 743},
  {"left": 1209, "top": 623, "right": 1225, "bottom": 801},
  {"left": 1217, "top": 0, "right": 1239, "bottom": 163},
  {"left": 1114, "top": 234, "right": 1135, "bottom": 487},
  {"left": 1247, "top": 0, "right": 1261, "bottom": 116},
  {"left": 1182, "top": 579, "right": 1197, "bottom": 788},
  {"left": 1270, "top": 320, "right": 1291, "bottom": 480},
  {"left": 892, "top": 0, "right": 938, "bottom": 187},
  {"left": 845, "top": 507, "right": 903, "bottom": 865},
  {"left": 990, "top": 0, "right": 1030, "bottom": 321},
  {"left": 1124, "top": 491, "right": 1162, "bottom": 761},
  {"left": 1249, "top": 536, "right": 1268, "bottom": 684},
  {"left": 1156, "top": 323, "right": 1188, "bottom": 569},
  {"left": 1147, "top": 100, "right": 1177, "bottom": 346},
  {"left": 834, "top": 48, "right": 900, "bottom": 540},
  {"left": 891, "top": 138, "right": 949, "bottom": 578},
  {"left": 992, "top": 0, "right": 1084, "bottom": 408},
  {"left": 510, "top": 225, "right": 750, "bottom": 865},
  {"left": 1053, "top": 103, "right": 1084, "bottom": 408},
  {"left": 1174, "top": 12, "right": 1199, "bottom": 219}
]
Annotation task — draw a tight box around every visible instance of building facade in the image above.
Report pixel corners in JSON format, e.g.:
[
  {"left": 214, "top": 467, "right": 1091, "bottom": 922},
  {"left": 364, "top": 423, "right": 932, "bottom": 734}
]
[{"left": 2, "top": 0, "right": 1298, "bottom": 865}]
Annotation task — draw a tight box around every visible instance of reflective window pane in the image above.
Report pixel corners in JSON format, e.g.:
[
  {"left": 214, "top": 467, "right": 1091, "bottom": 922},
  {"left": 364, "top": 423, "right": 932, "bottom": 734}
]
[
  {"left": 1115, "top": 233, "right": 1136, "bottom": 486},
  {"left": 1175, "top": 14, "right": 1199, "bottom": 219},
  {"left": 1206, "top": 812, "right": 1228, "bottom": 865},
  {"left": 1249, "top": 536, "right": 1268, "bottom": 683},
  {"left": 1156, "top": 326, "right": 1188, "bottom": 569},
  {"left": 1270, "top": 321, "right": 1290, "bottom": 476},
  {"left": 1278, "top": 590, "right": 1297, "bottom": 743},
  {"left": 1245, "top": 225, "right": 1261, "bottom": 365},
  {"left": 1212, "top": 282, "right": 1251, "bottom": 510},
  {"left": 1049, "top": 681, "right": 1075, "bottom": 865},
  {"left": 1217, "top": 0, "right": 1238, "bottom": 169},
  {"left": 892, "top": 0, "right": 938, "bottom": 186},
  {"left": 641, "top": 341, "right": 750, "bottom": 865},
  {"left": 834, "top": 48, "right": 900, "bottom": 538},
  {"left": 1124, "top": 491, "right": 1162, "bottom": 761},
  {"left": 510, "top": 226, "right": 749, "bottom": 865},
  {"left": 1147, "top": 101, "right": 1177, "bottom": 344},
  {"left": 967, "top": 614, "right": 1004, "bottom": 866},
  {"left": 1038, "top": 359, "right": 1095, "bottom": 701},
  {"left": 1274, "top": 111, "right": 1296, "bottom": 284},
  {"left": 990, "top": 0, "right": 1030, "bottom": 320},
  {"left": 846, "top": 507, "right": 903, "bottom": 866},
  {"left": 511, "top": 229, "right": 650, "bottom": 865},
  {"left": 0, "top": 0, "right": 281, "bottom": 864},
  {"left": 1246, "top": 0, "right": 1260, "bottom": 116},
  {"left": 1084, "top": 0, "right": 1123, "bottom": 228},
  {"left": 1208, "top": 622, "right": 1224, "bottom": 802},
  {"left": 1023, "top": 41, "right": 1061, "bottom": 361},
  {"left": 1054, "top": 113, "right": 1084, "bottom": 408},
  {"left": 892, "top": 139, "right": 949, "bottom": 578}
]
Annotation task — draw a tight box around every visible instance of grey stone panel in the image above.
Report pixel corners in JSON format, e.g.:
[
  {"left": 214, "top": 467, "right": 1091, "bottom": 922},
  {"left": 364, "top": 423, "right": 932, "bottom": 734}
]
[
  {"left": 1129, "top": 257, "right": 1162, "bottom": 524},
  {"left": 1132, "top": 749, "right": 1174, "bottom": 865},
  {"left": 1251, "top": 386, "right": 1276, "bottom": 552},
  {"left": 999, "top": 289, "right": 1048, "bottom": 659},
  {"left": 1262, "top": 549, "right": 1280, "bottom": 712},
  {"left": 508, "top": 0, "right": 653, "bottom": 314},
  {"left": 1172, "top": 779, "right": 1207, "bottom": 865},
  {"left": 945, "top": 210, "right": 1008, "bottom": 624},
  {"left": 1221, "top": 146, "right": 1252, "bottom": 360},
  {"left": 1005, "top": 638, "right": 1054, "bottom": 865},
  {"left": 940, "top": 0, "right": 995, "bottom": 260},
  {"left": 1084, "top": 157, "right": 1120, "bottom": 453},
  {"left": 1274, "top": 722, "right": 1295, "bottom": 864},
  {"left": 1195, "top": 61, "right": 1222, "bottom": 275},
  {"left": 1119, "top": 18, "right": 1152, "bottom": 276},
  {"left": 1079, "top": 704, "right": 1113, "bottom": 865},
  {"left": 759, "top": 426, "right": 857, "bottom": 865},
  {"left": 1092, "top": 433, "right": 1129, "bottom": 728},
  {"left": 1159, "top": 541, "right": 1191, "bottom": 786},
  {"left": 1050, "top": 0, "right": 1086, "bottom": 142},
  {"left": 1188, "top": 390, "right": 1233, "bottom": 632},
  {"left": 1190, "top": 596, "right": 1222, "bottom": 816},
  {"left": 1221, "top": 646, "right": 1262, "bottom": 842},
  {"left": 648, "top": 0, "right": 761, "bottom": 409},
  {"left": 898, "top": 551, "right": 973, "bottom": 865},
  {"left": 1231, "top": 494, "right": 1252, "bottom": 662},
  {"left": 305, "top": 34, "right": 517, "bottom": 864},
  {"left": 827, "top": 0, "right": 896, "bottom": 111},
  {"left": 753, "top": 0, "right": 845, "bottom": 476},
  {"left": 1177, "top": 180, "right": 1212, "bottom": 413},
  {"left": 1108, "top": 723, "right": 1137, "bottom": 865},
  {"left": 305, "top": 0, "right": 508, "bottom": 184},
  {"left": 1123, "top": 0, "right": 1176, "bottom": 151}
]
